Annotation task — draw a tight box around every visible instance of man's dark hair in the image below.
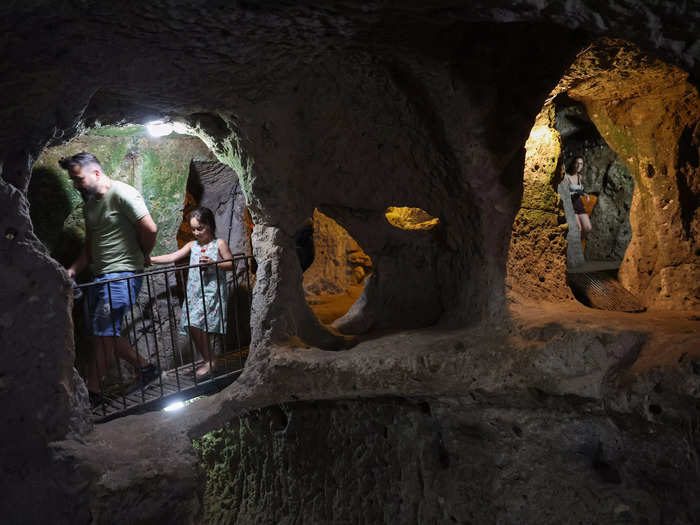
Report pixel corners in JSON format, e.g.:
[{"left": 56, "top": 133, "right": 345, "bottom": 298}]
[
  {"left": 190, "top": 206, "right": 216, "bottom": 235},
  {"left": 58, "top": 152, "right": 103, "bottom": 171}
]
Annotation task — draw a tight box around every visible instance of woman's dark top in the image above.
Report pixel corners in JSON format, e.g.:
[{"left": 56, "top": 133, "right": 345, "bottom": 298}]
[{"left": 568, "top": 175, "right": 586, "bottom": 215}]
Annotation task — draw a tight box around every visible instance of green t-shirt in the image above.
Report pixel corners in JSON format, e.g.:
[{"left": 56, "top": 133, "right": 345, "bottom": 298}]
[{"left": 85, "top": 180, "right": 150, "bottom": 275}]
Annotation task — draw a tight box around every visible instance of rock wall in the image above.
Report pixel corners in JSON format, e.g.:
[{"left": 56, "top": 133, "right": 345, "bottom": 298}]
[
  {"left": 587, "top": 158, "right": 635, "bottom": 261},
  {"left": 1, "top": 3, "right": 700, "bottom": 524},
  {"left": 0, "top": 178, "right": 88, "bottom": 522},
  {"left": 555, "top": 103, "right": 635, "bottom": 263},
  {"left": 561, "top": 40, "right": 700, "bottom": 310},
  {"left": 506, "top": 105, "right": 571, "bottom": 302},
  {"left": 30, "top": 127, "right": 216, "bottom": 261},
  {"left": 302, "top": 209, "right": 371, "bottom": 296},
  {"left": 196, "top": 397, "right": 700, "bottom": 524}
]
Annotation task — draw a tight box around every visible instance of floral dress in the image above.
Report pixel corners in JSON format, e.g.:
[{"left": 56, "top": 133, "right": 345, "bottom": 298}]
[{"left": 180, "top": 239, "right": 228, "bottom": 334}]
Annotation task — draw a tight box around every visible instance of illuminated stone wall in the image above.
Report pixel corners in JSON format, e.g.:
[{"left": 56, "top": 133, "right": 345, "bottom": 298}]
[
  {"left": 556, "top": 104, "right": 635, "bottom": 263},
  {"left": 563, "top": 40, "right": 700, "bottom": 309},
  {"left": 1, "top": 4, "right": 700, "bottom": 524},
  {"left": 506, "top": 105, "right": 571, "bottom": 302},
  {"left": 510, "top": 39, "right": 698, "bottom": 310},
  {"left": 29, "top": 127, "right": 215, "bottom": 267},
  {"left": 302, "top": 209, "right": 371, "bottom": 296}
]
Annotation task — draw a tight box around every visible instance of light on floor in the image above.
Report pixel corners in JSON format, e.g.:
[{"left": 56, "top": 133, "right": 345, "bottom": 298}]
[{"left": 163, "top": 400, "right": 185, "bottom": 412}]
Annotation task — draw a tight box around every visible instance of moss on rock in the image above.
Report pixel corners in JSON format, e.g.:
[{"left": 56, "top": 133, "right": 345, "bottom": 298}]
[{"left": 29, "top": 130, "right": 215, "bottom": 267}]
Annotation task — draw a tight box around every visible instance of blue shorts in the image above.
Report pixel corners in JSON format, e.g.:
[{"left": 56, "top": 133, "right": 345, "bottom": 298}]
[{"left": 83, "top": 272, "right": 143, "bottom": 337}]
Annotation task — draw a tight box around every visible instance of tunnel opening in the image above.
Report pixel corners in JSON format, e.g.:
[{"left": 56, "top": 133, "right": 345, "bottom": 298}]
[
  {"left": 552, "top": 97, "right": 645, "bottom": 312},
  {"left": 384, "top": 206, "right": 440, "bottom": 231},
  {"left": 30, "top": 123, "right": 217, "bottom": 268},
  {"left": 509, "top": 37, "right": 699, "bottom": 313},
  {"left": 554, "top": 96, "right": 635, "bottom": 272},
  {"left": 302, "top": 209, "right": 372, "bottom": 325},
  {"left": 0, "top": 5, "right": 697, "bottom": 523},
  {"left": 29, "top": 122, "right": 255, "bottom": 420}
]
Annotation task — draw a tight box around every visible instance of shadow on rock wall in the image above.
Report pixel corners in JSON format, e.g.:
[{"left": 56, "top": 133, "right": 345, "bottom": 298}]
[{"left": 27, "top": 166, "right": 82, "bottom": 268}]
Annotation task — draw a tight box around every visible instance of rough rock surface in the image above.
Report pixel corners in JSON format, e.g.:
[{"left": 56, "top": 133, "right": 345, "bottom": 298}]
[
  {"left": 44, "top": 300, "right": 699, "bottom": 525},
  {"left": 0, "top": 178, "right": 80, "bottom": 521},
  {"left": 586, "top": 158, "right": 635, "bottom": 260},
  {"left": 303, "top": 209, "right": 371, "bottom": 296},
  {"left": 31, "top": 129, "right": 216, "bottom": 259},
  {"left": 35, "top": 300, "right": 700, "bottom": 525},
  {"left": 196, "top": 397, "right": 699, "bottom": 525},
  {"left": 51, "top": 413, "right": 203, "bottom": 525},
  {"left": 190, "top": 302, "right": 700, "bottom": 524},
  {"left": 1, "top": 2, "right": 700, "bottom": 524},
  {"left": 507, "top": 105, "right": 571, "bottom": 302},
  {"left": 65, "top": 367, "right": 93, "bottom": 440},
  {"left": 559, "top": 39, "right": 700, "bottom": 309},
  {"left": 556, "top": 103, "right": 635, "bottom": 263}
]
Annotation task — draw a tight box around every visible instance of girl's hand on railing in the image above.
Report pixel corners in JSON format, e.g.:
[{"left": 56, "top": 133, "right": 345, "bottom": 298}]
[{"left": 199, "top": 255, "right": 213, "bottom": 265}]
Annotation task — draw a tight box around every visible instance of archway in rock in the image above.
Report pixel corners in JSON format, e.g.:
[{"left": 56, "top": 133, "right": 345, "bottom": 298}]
[
  {"left": 3, "top": 5, "right": 700, "bottom": 524},
  {"left": 29, "top": 124, "right": 217, "bottom": 268},
  {"left": 303, "top": 209, "right": 372, "bottom": 325},
  {"left": 555, "top": 98, "right": 635, "bottom": 268},
  {"left": 28, "top": 123, "right": 254, "bottom": 414},
  {"left": 508, "top": 38, "right": 699, "bottom": 312},
  {"left": 302, "top": 206, "right": 440, "bottom": 328}
]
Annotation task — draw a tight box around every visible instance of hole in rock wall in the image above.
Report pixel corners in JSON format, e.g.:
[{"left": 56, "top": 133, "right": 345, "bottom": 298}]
[
  {"left": 303, "top": 209, "right": 372, "bottom": 324},
  {"left": 509, "top": 38, "right": 699, "bottom": 311},
  {"left": 30, "top": 125, "right": 218, "bottom": 265},
  {"left": 29, "top": 124, "right": 253, "bottom": 402},
  {"left": 555, "top": 98, "right": 635, "bottom": 270},
  {"left": 385, "top": 206, "right": 440, "bottom": 231}
]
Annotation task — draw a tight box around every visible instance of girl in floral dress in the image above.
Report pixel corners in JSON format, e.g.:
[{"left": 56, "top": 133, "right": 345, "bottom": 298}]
[{"left": 151, "top": 207, "right": 234, "bottom": 379}]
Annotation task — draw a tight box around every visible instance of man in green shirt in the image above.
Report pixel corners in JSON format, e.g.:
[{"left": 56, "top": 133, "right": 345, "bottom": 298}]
[{"left": 62, "top": 152, "right": 159, "bottom": 406}]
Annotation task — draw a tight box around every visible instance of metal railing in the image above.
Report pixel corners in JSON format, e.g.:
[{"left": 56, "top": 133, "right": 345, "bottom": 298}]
[{"left": 74, "top": 253, "right": 254, "bottom": 422}]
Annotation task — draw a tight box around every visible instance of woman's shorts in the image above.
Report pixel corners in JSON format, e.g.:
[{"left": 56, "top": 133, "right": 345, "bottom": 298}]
[
  {"left": 572, "top": 195, "right": 586, "bottom": 215},
  {"left": 83, "top": 272, "right": 143, "bottom": 336}
]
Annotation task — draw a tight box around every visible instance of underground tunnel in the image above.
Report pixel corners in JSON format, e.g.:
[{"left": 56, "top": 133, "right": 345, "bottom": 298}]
[{"left": 0, "top": 3, "right": 699, "bottom": 525}]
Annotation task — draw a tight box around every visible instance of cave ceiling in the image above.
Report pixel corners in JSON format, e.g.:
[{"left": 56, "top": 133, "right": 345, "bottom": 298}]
[{"left": 0, "top": 1, "right": 698, "bottom": 159}]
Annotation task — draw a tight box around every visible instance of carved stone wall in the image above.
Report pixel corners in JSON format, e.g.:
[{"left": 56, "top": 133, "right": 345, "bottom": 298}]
[
  {"left": 302, "top": 209, "right": 371, "bottom": 296},
  {"left": 562, "top": 40, "right": 700, "bottom": 310},
  {"left": 197, "top": 397, "right": 700, "bottom": 525},
  {"left": 556, "top": 103, "right": 635, "bottom": 263},
  {"left": 0, "top": 3, "right": 699, "bottom": 524}
]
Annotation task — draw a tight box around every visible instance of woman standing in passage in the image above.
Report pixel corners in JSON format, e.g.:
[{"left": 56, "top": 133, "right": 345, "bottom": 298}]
[
  {"left": 151, "top": 207, "right": 234, "bottom": 379},
  {"left": 565, "top": 156, "right": 592, "bottom": 251}
]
